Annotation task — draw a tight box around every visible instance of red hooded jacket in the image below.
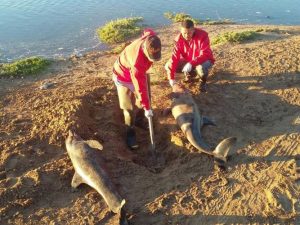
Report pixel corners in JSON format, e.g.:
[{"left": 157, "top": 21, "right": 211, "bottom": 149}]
[
  {"left": 113, "top": 29, "right": 155, "bottom": 110},
  {"left": 167, "top": 28, "right": 215, "bottom": 80}
]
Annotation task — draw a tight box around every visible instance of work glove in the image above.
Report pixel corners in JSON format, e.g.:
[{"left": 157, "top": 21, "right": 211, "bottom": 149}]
[
  {"left": 182, "top": 62, "right": 193, "bottom": 73},
  {"left": 144, "top": 109, "right": 153, "bottom": 118},
  {"left": 169, "top": 79, "right": 177, "bottom": 87}
]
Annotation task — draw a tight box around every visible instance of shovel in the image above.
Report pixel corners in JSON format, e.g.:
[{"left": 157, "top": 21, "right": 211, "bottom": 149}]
[
  {"left": 148, "top": 115, "right": 155, "bottom": 152},
  {"left": 146, "top": 74, "right": 156, "bottom": 153}
]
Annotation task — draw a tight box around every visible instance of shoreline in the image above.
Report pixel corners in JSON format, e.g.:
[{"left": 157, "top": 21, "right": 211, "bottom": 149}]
[{"left": 2, "top": 22, "right": 300, "bottom": 64}]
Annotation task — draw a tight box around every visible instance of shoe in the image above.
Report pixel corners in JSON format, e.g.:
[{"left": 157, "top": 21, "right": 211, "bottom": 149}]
[
  {"left": 200, "top": 82, "right": 207, "bottom": 93},
  {"left": 183, "top": 76, "right": 192, "bottom": 83},
  {"left": 126, "top": 127, "right": 139, "bottom": 150}
]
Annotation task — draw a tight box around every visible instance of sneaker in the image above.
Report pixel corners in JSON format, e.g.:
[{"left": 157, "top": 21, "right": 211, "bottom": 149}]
[
  {"left": 200, "top": 82, "right": 207, "bottom": 93},
  {"left": 126, "top": 127, "right": 139, "bottom": 150},
  {"left": 183, "top": 76, "right": 192, "bottom": 83}
]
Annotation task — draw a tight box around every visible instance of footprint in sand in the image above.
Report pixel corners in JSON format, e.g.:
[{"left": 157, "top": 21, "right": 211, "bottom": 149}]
[
  {"left": 5, "top": 155, "right": 19, "bottom": 171},
  {"left": 0, "top": 170, "right": 7, "bottom": 180},
  {"left": 295, "top": 154, "right": 300, "bottom": 185},
  {"left": 0, "top": 177, "right": 19, "bottom": 188},
  {"left": 161, "top": 195, "right": 176, "bottom": 208},
  {"left": 265, "top": 186, "right": 294, "bottom": 216},
  {"left": 22, "top": 170, "right": 40, "bottom": 187}
]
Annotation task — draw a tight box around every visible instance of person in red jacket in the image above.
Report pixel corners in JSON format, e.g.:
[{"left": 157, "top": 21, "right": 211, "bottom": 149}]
[
  {"left": 112, "top": 29, "right": 161, "bottom": 149},
  {"left": 165, "top": 19, "right": 215, "bottom": 92}
]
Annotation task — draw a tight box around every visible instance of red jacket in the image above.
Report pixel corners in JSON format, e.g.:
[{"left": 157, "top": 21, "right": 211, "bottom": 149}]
[
  {"left": 167, "top": 28, "right": 215, "bottom": 80},
  {"left": 113, "top": 29, "right": 155, "bottom": 110}
]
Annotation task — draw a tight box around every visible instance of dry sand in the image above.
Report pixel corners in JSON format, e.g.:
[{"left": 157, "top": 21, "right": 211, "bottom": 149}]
[{"left": 0, "top": 24, "right": 299, "bottom": 225}]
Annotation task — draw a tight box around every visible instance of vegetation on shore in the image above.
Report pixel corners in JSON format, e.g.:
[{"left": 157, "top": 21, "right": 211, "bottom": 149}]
[
  {"left": 97, "top": 13, "right": 235, "bottom": 54},
  {"left": 212, "top": 30, "right": 259, "bottom": 45},
  {"left": 0, "top": 57, "right": 50, "bottom": 78},
  {"left": 164, "top": 12, "right": 200, "bottom": 24},
  {"left": 255, "top": 27, "right": 288, "bottom": 34},
  {"left": 164, "top": 12, "right": 234, "bottom": 25},
  {"left": 201, "top": 19, "right": 234, "bottom": 25},
  {"left": 97, "top": 17, "right": 143, "bottom": 44}
]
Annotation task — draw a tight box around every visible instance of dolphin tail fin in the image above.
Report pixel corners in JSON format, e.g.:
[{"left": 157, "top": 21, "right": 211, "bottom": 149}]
[
  {"left": 71, "top": 172, "right": 85, "bottom": 188},
  {"left": 212, "top": 137, "right": 237, "bottom": 162}
]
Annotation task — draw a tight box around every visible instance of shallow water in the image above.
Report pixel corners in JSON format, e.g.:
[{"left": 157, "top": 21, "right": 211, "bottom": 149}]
[{"left": 0, "top": 0, "right": 299, "bottom": 62}]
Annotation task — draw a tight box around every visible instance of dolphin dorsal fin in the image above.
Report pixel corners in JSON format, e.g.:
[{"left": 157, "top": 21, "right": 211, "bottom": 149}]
[
  {"left": 71, "top": 172, "right": 85, "bottom": 188},
  {"left": 85, "top": 140, "right": 103, "bottom": 150}
]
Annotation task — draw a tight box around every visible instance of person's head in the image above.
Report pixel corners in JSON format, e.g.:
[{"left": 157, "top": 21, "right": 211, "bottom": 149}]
[
  {"left": 144, "top": 35, "right": 161, "bottom": 62},
  {"left": 180, "top": 19, "right": 195, "bottom": 41}
]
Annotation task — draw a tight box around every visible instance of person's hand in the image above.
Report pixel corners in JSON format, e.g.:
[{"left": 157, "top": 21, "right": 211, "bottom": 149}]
[
  {"left": 144, "top": 109, "right": 153, "bottom": 118},
  {"left": 172, "top": 83, "right": 185, "bottom": 93},
  {"left": 182, "top": 62, "right": 192, "bottom": 73},
  {"left": 169, "top": 79, "right": 177, "bottom": 87}
]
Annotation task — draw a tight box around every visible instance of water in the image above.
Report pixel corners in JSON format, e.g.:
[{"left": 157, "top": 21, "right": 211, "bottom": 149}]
[{"left": 0, "top": 0, "right": 299, "bottom": 62}]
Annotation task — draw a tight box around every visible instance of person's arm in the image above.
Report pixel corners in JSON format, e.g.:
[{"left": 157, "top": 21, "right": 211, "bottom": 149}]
[
  {"left": 167, "top": 41, "right": 182, "bottom": 81},
  {"left": 130, "top": 66, "right": 150, "bottom": 110},
  {"left": 190, "top": 34, "right": 214, "bottom": 66}
]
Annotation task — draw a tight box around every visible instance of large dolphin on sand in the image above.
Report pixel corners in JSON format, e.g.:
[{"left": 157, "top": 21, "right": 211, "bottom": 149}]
[
  {"left": 170, "top": 85, "right": 237, "bottom": 162},
  {"left": 65, "top": 130, "right": 128, "bottom": 225}
]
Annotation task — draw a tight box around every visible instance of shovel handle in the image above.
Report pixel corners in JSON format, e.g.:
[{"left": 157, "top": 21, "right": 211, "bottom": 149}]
[
  {"left": 148, "top": 116, "right": 155, "bottom": 151},
  {"left": 146, "top": 74, "right": 156, "bottom": 152}
]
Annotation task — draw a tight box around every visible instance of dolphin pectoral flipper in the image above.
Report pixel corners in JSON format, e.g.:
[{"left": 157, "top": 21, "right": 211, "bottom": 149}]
[
  {"left": 85, "top": 140, "right": 103, "bottom": 150},
  {"left": 71, "top": 172, "right": 85, "bottom": 188},
  {"left": 202, "top": 117, "right": 216, "bottom": 126}
]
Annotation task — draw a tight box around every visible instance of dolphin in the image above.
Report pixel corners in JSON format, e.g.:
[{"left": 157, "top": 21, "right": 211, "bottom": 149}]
[
  {"left": 170, "top": 85, "right": 237, "bottom": 162},
  {"left": 65, "top": 130, "right": 128, "bottom": 224}
]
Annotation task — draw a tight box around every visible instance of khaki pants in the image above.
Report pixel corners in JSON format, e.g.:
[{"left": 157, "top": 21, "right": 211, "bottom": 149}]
[
  {"left": 165, "top": 59, "right": 213, "bottom": 81},
  {"left": 114, "top": 74, "right": 150, "bottom": 127}
]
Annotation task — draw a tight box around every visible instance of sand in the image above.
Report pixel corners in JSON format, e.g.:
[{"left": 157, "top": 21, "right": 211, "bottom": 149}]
[{"left": 0, "top": 23, "right": 299, "bottom": 225}]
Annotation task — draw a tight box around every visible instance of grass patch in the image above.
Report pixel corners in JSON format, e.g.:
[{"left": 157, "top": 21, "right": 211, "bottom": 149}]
[
  {"left": 0, "top": 57, "right": 50, "bottom": 78},
  {"left": 97, "top": 17, "right": 143, "bottom": 44},
  {"left": 255, "top": 28, "right": 287, "bottom": 34},
  {"left": 212, "top": 31, "right": 259, "bottom": 45},
  {"left": 201, "top": 19, "right": 234, "bottom": 25},
  {"left": 164, "top": 12, "right": 200, "bottom": 24},
  {"left": 164, "top": 12, "right": 234, "bottom": 26}
]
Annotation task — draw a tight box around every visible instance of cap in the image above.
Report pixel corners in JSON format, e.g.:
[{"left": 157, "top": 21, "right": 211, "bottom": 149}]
[{"left": 145, "top": 35, "right": 161, "bottom": 61}]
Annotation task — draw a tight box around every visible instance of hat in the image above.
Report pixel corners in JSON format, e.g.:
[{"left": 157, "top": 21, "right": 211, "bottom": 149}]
[{"left": 145, "top": 35, "right": 161, "bottom": 61}]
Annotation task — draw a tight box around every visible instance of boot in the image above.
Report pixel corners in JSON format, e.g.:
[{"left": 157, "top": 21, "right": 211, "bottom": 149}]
[
  {"left": 126, "top": 126, "right": 139, "bottom": 150},
  {"left": 183, "top": 71, "right": 196, "bottom": 83},
  {"left": 199, "top": 78, "right": 207, "bottom": 93},
  {"left": 135, "top": 109, "right": 149, "bottom": 130}
]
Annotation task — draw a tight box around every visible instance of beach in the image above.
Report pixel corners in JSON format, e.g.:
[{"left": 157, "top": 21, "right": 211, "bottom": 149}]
[{"left": 0, "top": 23, "right": 299, "bottom": 224}]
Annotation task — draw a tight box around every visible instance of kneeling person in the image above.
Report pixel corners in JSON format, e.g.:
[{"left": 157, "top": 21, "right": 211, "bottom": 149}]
[
  {"left": 165, "top": 19, "right": 215, "bottom": 92},
  {"left": 113, "top": 29, "right": 161, "bottom": 149}
]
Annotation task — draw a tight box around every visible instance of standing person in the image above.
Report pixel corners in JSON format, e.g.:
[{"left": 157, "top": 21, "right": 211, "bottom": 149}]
[
  {"left": 165, "top": 19, "right": 215, "bottom": 92},
  {"left": 112, "top": 29, "right": 161, "bottom": 150}
]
